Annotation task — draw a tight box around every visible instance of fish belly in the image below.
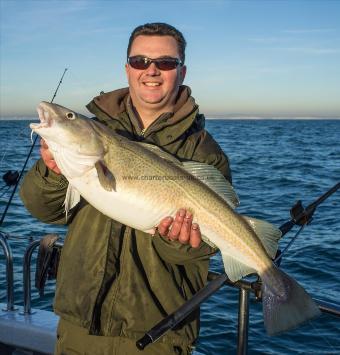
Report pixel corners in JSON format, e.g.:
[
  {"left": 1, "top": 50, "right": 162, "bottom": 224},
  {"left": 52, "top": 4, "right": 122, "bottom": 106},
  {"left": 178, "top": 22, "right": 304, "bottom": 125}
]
[{"left": 69, "top": 168, "right": 177, "bottom": 232}]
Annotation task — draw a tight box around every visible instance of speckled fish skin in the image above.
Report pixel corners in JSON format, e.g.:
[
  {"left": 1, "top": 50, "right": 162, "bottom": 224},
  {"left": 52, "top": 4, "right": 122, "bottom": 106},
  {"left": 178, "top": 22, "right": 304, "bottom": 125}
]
[
  {"left": 33, "top": 102, "right": 272, "bottom": 275},
  {"left": 30, "top": 101, "right": 321, "bottom": 336}
]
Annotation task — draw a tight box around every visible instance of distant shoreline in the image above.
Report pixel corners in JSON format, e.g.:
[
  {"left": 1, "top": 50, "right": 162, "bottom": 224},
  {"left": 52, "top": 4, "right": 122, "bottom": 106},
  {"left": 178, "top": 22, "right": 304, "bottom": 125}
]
[
  {"left": 206, "top": 116, "right": 340, "bottom": 120},
  {"left": 0, "top": 117, "right": 40, "bottom": 121},
  {"left": 1, "top": 117, "right": 340, "bottom": 121}
]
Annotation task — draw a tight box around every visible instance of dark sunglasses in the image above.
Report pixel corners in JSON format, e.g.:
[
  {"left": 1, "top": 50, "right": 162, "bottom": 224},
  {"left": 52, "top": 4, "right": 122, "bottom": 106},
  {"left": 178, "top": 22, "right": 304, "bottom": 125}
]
[{"left": 127, "top": 56, "right": 183, "bottom": 71}]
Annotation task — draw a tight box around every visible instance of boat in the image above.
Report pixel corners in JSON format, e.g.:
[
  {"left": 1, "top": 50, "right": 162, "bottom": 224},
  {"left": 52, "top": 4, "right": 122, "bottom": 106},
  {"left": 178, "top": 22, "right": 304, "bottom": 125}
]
[{"left": 1, "top": 204, "right": 339, "bottom": 355}]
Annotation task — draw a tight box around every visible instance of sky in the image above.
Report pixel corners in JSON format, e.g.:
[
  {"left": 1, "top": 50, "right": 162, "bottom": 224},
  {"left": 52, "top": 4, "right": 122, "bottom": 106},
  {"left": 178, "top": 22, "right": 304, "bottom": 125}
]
[{"left": 1, "top": 0, "right": 340, "bottom": 118}]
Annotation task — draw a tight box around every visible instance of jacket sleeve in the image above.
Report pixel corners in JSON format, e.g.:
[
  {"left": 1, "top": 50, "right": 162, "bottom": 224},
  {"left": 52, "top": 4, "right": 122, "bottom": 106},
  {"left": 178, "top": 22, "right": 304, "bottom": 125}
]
[{"left": 20, "top": 159, "right": 70, "bottom": 224}]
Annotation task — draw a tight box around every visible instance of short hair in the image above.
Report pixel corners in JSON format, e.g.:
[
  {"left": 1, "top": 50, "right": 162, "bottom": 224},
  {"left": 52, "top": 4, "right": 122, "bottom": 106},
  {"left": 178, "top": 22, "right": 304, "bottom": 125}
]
[{"left": 127, "top": 22, "right": 187, "bottom": 63}]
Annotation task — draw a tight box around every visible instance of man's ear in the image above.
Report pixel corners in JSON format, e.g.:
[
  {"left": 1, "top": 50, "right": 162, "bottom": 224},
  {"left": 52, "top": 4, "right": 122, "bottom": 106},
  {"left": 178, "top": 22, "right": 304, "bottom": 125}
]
[{"left": 179, "top": 65, "right": 187, "bottom": 84}]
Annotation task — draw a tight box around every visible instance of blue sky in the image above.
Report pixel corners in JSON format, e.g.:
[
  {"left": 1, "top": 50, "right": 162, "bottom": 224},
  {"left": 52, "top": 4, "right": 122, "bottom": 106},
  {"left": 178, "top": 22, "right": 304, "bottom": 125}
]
[{"left": 1, "top": 0, "right": 340, "bottom": 118}]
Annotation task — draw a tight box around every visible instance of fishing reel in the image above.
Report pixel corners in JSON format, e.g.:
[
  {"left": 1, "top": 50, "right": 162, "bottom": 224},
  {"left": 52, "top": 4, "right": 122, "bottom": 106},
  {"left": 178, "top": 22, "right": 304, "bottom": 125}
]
[
  {"left": 2, "top": 170, "right": 19, "bottom": 186},
  {"left": 290, "top": 200, "right": 315, "bottom": 226}
]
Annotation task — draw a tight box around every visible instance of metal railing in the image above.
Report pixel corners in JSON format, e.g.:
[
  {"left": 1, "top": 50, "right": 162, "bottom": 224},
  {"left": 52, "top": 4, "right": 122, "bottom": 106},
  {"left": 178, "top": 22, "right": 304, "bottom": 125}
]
[
  {"left": 22, "top": 239, "right": 63, "bottom": 314},
  {"left": 18, "top": 238, "right": 261, "bottom": 352},
  {"left": 0, "top": 232, "right": 15, "bottom": 311},
  {"left": 0, "top": 234, "right": 61, "bottom": 315},
  {"left": 206, "top": 271, "right": 340, "bottom": 355},
  {"left": 136, "top": 269, "right": 340, "bottom": 354},
  {"left": 207, "top": 272, "right": 256, "bottom": 355},
  {"left": 2, "top": 237, "right": 339, "bottom": 354},
  {"left": 22, "top": 239, "right": 40, "bottom": 314},
  {"left": 237, "top": 288, "right": 250, "bottom": 354}
]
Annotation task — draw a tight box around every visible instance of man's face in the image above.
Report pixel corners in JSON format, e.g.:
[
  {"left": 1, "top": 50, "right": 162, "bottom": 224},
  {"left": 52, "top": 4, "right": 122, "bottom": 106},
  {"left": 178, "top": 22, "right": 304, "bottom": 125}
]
[{"left": 126, "top": 35, "right": 186, "bottom": 113}]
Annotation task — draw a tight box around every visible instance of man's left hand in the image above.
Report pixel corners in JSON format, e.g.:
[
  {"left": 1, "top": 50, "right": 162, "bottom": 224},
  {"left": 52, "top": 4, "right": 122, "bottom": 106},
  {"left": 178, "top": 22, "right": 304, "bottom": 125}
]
[{"left": 156, "top": 209, "right": 201, "bottom": 248}]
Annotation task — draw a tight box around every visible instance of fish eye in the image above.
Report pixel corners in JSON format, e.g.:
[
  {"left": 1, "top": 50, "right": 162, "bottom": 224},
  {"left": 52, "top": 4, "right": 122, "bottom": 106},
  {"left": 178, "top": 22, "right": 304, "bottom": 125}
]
[{"left": 66, "top": 112, "right": 76, "bottom": 120}]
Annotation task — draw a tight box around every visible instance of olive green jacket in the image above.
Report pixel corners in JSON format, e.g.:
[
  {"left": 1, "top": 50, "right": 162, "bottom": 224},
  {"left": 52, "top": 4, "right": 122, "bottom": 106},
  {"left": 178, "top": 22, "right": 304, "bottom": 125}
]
[{"left": 20, "top": 86, "right": 231, "bottom": 348}]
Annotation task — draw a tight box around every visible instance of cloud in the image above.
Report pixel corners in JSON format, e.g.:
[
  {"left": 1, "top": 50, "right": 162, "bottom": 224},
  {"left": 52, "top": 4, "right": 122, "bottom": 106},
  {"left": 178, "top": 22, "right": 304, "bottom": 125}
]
[
  {"left": 247, "top": 37, "right": 285, "bottom": 44},
  {"left": 277, "top": 47, "right": 340, "bottom": 55},
  {"left": 282, "top": 28, "right": 336, "bottom": 34},
  {"left": 246, "top": 28, "right": 340, "bottom": 55},
  {"left": 19, "top": 0, "right": 90, "bottom": 18}
]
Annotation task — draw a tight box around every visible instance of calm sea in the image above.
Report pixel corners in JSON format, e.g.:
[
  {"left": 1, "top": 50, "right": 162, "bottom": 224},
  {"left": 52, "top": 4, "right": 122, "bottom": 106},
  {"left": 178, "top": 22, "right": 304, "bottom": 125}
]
[{"left": 0, "top": 119, "right": 339, "bottom": 354}]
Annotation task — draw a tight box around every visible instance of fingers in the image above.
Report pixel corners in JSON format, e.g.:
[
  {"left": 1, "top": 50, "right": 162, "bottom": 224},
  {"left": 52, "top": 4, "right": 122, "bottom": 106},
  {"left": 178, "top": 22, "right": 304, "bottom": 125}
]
[
  {"left": 189, "top": 223, "right": 201, "bottom": 248},
  {"left": 40, "top": 139, "right": 52, "bottom": 161},
  {"left": 40, "top": 139, "right": 61, "bottom": 174},
  {"left": 157, "top": 216, "right": 173, "bottom": 236},
  {"left": 46, "top": 160, "right": 61, "bottom": 175},
  {"left": 178, "top": 211, "right": 192, "bottom": 244},
  {"left": 157, "top": 209, "right": 202, "bottom": 248},
  {"left": 168, "top": 209, "right": 186, "bottom": 240}
]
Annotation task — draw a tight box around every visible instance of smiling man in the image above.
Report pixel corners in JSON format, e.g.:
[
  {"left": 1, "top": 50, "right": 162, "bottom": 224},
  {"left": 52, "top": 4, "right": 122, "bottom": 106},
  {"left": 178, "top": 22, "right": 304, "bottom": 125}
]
[
  {"left": 126, "top": 34, "right": 187, "bottom": 127},
  {"left": 20, "top": 23, "right": 232, "bottom": 354}
]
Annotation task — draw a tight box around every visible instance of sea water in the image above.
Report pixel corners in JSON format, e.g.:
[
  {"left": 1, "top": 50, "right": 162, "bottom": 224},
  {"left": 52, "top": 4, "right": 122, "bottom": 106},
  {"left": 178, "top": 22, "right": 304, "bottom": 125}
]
[{"left": 0, "top": 119, "right": 339, "bottom": 354}]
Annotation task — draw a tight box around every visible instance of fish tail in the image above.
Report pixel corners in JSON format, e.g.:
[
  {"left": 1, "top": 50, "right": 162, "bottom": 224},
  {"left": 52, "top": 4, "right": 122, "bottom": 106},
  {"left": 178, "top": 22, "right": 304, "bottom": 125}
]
[{"left": 261, "top": 265, "right": 321, "bottom": 336}]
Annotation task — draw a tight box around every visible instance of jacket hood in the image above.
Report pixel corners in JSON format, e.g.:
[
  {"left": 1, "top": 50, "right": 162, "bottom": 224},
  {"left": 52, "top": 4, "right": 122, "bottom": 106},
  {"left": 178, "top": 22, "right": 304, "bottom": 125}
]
[{"left": 86, "top": 85, "right": 205, "bottom": 144}]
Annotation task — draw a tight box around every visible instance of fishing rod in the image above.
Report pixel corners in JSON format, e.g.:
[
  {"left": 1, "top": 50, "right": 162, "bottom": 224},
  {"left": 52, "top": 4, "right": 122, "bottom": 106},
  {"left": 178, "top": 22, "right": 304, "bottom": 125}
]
[
  {"left": 279, "top": 182, "right": 339, "bottom": 236},
  {"left": 136, "top": 182, "right": 339, "bottom": 350},
  {"left": 274, "top": 182, "right": 339, "bottom": 265},
  {"left": 0, "top": 68, "right": 68, "bottom": 228}
]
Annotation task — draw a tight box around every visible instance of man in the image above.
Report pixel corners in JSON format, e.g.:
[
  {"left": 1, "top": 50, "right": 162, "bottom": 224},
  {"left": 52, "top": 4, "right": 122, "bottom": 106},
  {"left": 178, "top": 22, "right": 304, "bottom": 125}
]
[{"left": 20, "top": 23, "right": 231, "bottom": 354}]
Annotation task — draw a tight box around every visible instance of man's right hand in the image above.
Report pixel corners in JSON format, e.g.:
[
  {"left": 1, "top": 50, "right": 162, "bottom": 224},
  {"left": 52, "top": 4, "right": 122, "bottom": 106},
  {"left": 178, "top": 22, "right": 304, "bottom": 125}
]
[
  {"left": 157, "top": 209, "right": 202, "bottom": 248},
  {"left": 40, "top": 139, "right": 61, "bottom": 175}
]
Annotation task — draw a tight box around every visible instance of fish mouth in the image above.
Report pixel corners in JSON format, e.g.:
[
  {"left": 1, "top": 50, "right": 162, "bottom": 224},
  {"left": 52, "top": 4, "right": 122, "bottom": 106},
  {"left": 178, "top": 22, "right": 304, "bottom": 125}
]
[{"left": 30, "top": 103, "right": 53, "bottom": 130}]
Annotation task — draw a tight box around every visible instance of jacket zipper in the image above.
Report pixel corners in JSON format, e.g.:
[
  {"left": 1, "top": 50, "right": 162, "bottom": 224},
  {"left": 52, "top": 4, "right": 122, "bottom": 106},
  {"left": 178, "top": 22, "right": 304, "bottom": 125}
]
[
  {"left": 106, "top": 226, "right": 131, "bottom": 335},
  {"left": 140, "top": 128, "right": 146, "bottom": 137},
  {"left": 139, "top": 112, "right": 169, "bottom": 139},
  {"left": 89, "top": 220, "right": 115, "bottom": 335}
]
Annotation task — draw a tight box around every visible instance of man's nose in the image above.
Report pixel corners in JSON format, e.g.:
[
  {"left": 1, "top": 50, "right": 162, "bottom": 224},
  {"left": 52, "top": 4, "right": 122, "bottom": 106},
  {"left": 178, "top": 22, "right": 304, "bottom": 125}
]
[{"left": 145, "top": 62, "right": 160, "bottom": 75}]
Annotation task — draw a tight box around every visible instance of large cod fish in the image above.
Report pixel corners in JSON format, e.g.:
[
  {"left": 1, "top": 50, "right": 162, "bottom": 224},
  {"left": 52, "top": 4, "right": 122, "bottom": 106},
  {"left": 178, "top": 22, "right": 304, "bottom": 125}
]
[{"left": 31, "top": 101, "right": 320, "bottom": 335}]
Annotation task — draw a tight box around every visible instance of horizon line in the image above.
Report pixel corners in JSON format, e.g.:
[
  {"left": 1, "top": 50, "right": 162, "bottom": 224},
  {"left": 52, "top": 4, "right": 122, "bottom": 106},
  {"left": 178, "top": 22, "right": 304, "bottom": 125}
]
[{"left": 1, "top": 116, "right": 340, "bottom": 121}]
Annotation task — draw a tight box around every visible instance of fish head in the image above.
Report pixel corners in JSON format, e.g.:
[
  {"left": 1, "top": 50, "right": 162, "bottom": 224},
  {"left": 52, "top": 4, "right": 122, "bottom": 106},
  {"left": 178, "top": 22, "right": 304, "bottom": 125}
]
[{"left": 31, "top": 101, "right": 105, "bottom": 157}]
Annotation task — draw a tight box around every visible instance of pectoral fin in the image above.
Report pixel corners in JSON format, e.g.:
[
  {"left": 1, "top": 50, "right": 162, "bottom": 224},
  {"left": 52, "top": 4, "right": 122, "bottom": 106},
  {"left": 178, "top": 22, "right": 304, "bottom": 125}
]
[
  {"left": 64, "top": 184, "right": 80, "bottom": 220},
  {"left": 95, "top": 160, "right": 116, "bottom": 191},
  {"left": 221, "top": 253, "right": 256, "bottom": 282},
  {"left": 221, "top": 217, "right": 281, "bottom": 282}
]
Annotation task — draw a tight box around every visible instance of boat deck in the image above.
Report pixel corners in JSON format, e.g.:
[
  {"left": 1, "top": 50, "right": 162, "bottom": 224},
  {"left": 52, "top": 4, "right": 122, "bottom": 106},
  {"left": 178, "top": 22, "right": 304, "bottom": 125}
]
[{"left": 0, "top": 303, "right": 57, "bottom": 355}]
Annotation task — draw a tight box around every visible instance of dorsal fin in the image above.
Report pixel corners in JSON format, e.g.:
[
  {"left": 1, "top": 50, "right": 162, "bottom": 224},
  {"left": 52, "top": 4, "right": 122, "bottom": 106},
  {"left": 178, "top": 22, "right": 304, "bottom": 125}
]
[
  {"left": 138, "top": 142, "right": 182, "bottom": 165},
  {"left": 139, "top": 142, "right": 239, "bottom": 208},
  {"left": 182, "top": 161, "right": 239, "bottom": 209}
]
